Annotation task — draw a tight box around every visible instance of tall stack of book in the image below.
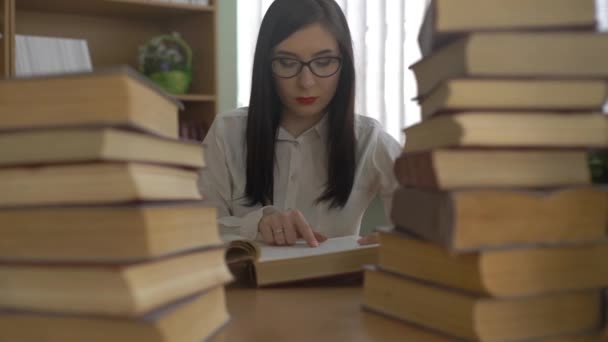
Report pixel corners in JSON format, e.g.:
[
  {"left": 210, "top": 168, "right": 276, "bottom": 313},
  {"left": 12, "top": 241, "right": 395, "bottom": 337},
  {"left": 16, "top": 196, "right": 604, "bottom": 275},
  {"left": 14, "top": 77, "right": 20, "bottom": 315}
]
[
  {"left": 363, "top": 0, "right": 608, "bottom": 340},
  {"left": 0, "top": 67, "right": 232, "bottom": 342}
]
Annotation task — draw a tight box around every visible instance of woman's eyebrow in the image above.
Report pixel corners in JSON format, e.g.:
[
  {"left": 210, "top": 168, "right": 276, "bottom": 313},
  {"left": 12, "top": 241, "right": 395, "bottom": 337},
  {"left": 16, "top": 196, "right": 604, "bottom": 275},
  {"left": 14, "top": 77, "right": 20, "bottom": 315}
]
[
  {"left": 274, "top": 49, "right": 337, "bottom": 58},
  {"left": 312, "top": 49, "right": 336, "bottom": 56},
  {"left": 274, "top": 50, "right": 299, "bottom": 57}
]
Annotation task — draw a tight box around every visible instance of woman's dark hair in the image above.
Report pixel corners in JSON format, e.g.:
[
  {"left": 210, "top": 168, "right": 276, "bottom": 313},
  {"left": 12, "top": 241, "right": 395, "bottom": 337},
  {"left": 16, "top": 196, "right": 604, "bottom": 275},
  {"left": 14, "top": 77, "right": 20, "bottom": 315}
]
[{"left": 245, "top": 0, "right": 356, "bottom": 209}]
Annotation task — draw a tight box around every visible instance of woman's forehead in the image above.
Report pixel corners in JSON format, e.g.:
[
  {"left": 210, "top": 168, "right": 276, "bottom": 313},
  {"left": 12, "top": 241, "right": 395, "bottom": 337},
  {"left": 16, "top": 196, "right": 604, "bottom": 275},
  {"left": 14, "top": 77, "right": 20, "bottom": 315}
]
[{"left": 274, "top": 23, "right": 339, "bottom": 58}]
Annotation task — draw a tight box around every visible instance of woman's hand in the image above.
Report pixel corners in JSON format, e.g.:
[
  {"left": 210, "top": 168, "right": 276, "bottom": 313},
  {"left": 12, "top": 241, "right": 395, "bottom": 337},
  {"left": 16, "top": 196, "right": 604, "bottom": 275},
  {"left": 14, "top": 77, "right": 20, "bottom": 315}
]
[
  {"left": 258, "top": 209, "right": 328, "bottom": 247},
  {"left": 357, "top": 233, "right": 379, "bottom": 245}
]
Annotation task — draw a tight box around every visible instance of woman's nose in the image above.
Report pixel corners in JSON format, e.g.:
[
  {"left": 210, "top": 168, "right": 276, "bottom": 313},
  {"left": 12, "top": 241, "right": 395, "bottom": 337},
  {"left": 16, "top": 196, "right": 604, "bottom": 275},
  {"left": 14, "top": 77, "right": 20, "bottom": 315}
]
[{"left": 297, "top": 65, "right": 316, "bottom": 89}]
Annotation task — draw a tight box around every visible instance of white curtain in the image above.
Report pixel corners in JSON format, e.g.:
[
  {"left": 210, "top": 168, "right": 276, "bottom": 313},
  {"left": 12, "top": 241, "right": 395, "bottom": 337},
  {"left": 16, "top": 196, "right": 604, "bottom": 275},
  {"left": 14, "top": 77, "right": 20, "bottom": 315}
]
[
  {"left": 237, "top": 0, "right": 427, "bottom": 142},
  {"left": 598, "top": 0, "right": 608, "bottom": 29}
]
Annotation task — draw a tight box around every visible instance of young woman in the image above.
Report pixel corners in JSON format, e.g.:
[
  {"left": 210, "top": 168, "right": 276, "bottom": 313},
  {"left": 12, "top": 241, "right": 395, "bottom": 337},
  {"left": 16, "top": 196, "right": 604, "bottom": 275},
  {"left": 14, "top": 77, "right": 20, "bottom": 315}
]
[{"left": 199, "top": 0, "right": 401, "bottom": 247}]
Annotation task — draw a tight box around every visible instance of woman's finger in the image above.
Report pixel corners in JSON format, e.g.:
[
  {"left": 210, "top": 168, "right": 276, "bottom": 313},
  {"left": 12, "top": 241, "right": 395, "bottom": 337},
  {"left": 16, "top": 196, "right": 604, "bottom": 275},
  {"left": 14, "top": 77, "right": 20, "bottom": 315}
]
[
  {"left": 313, "top": 230, "right": 328, "bottom": 243},
  {"left": 270, "top": 220, "right": 287, "bottom": 246},
  {"left": 290, "top": 209, "right": 318, "bottom": 247},
  {"left": 258, "top": 224, "right": 275, "bottom": 245},
  {"left": 280, "top": 214, "right": 297, "bottom": 245},
  {"left": 357, "top": 234, "right": 379, "bottom": 246}
]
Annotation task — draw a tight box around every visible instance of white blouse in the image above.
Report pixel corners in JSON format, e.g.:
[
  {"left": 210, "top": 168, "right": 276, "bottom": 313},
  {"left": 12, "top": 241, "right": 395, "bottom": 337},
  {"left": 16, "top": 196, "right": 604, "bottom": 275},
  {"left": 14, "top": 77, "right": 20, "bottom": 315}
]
[{"left": 198, "top": 107, "right": 401, "bottom": 240}]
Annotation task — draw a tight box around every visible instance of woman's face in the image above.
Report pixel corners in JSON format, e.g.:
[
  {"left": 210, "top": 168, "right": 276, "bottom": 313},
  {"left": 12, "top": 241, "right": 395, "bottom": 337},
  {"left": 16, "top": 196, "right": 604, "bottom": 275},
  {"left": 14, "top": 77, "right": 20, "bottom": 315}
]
[{"left": 272, "top": 23, "right": 341, "bottom": 120}]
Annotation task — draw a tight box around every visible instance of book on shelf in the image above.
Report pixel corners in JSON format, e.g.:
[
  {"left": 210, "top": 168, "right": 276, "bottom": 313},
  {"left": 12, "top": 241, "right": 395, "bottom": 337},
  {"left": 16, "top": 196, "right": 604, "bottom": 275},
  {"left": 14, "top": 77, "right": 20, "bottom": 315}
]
[
  {"left": 377, "top": 228, "right": 608, "bottom": 297},
  {"left": 363, "top": 267, "right": 603, "bottom": 342},
  {"left": 158, "top": 0, "right": 210, "bottom": 5},
  {"left": 0, "top": 66, "right": 182, "bottom": 139},
  {"left": 0, "top": 286, "right": 229, "bottom": 342},
  {"left": 417, "top": 0, "right": 598, "bottom": 56},
  {"left": 393, "top": 149, "right": 591, "bottom": 190},
  {"left": 411, "top": 32, "right": 608, "bottom": 97},
  {"left": 0, "top": 162, "right": 202, "bottom": 207},
  {"left": 0, "top": 127, "right": 205, "bottom": 168},
  {"left": 0, "top": 202, "right": 220, "bottom": 262},
  {"left": 418, "top": 78, "right": 608, "bottom": 119},
  {"left": 15, "top": 35, "right": 92, "bottom": 77},
  {"left": 151, "top": 0, "right": 210, "bottom": 6},
  {"left": 403, "top": 112, "right": 608, "bottom": 152},
  {"left": 223, "top": 235, "right": 377, "bottom": 286},
  {"left": 0, "top": 247, "right": 231, "bottom": 316},
  {"left": 390, "top": 187, "right": 607, "bottom": 251},
  {"left": 179, "top": 121, "right": 209, "bottom": 141}
]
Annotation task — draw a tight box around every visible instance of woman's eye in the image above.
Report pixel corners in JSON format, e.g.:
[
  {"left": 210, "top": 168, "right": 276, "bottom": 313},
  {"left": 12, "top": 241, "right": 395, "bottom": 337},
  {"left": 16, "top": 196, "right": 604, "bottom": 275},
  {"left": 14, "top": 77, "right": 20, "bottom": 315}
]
[
  {"left": 312, "top": 58, "right": 333, "bottom": 67},
  {"left": 278, "top": 59, "right": 298, "bottom": 67}
]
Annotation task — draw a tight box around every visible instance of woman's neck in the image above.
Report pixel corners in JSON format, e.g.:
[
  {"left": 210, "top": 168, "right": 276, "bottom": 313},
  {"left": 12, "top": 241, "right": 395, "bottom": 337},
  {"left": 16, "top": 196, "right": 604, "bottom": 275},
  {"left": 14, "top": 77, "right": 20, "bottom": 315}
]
[{"left": 280, "top": 111, "right": 325, "bottom": 138}]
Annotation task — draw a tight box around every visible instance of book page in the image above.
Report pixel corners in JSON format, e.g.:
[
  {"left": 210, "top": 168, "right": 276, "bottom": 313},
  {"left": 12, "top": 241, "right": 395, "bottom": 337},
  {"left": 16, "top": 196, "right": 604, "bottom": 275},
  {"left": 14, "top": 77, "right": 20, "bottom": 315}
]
[
  {"left": 259, "top": 235, "right": 377, "bottom": 262},
  {"left": 221, "top": 233, "right": 246, "bottom": 243}
]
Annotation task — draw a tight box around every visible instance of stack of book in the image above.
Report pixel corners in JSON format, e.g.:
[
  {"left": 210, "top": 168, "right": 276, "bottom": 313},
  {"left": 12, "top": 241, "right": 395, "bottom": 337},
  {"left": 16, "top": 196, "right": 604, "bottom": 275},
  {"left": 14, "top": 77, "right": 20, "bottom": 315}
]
[
  {"left": 0, "top": 67, "right": 232, "bottom": 342},
  {"left": 363, "top": 0, "right": 608, "bottom": 340}
]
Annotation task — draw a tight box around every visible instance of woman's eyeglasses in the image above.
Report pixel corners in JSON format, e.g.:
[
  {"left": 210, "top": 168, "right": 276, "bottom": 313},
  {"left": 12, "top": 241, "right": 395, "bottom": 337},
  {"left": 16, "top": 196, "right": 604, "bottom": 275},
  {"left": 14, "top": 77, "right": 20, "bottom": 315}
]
[{"left": 271, "top": 56, "right": 342, "bottom": 78}]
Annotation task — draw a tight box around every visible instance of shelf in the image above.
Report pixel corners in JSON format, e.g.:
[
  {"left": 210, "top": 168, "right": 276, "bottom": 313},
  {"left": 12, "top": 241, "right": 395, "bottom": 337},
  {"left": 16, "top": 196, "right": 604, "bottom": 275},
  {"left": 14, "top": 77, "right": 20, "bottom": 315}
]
[
  {"left": 15, "top": 0, "right": 214, "bottom": 20},
  {"left": 173, "top": 94, "right": 215, "bottom": 102},
  {"left": 8, "top": 0, "right": 217, "bottom": 140},
  {"left": 14, "top": 3, "right": 217, "bottom": 95}
]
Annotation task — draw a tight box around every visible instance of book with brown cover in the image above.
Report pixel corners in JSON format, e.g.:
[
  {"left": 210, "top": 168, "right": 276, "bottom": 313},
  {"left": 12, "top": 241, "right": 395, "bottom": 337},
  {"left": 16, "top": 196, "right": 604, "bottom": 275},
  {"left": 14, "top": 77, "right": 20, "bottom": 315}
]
[
  {"left": 0, "top": 247, "right": 232, "bottom": 316},
  {"left": 411, "top": 32, "right": 608, "bottom": 97},
  {"left": 390, "top": 187, "right": 607, "bottom": 251},
  {"left": 403, "top": 112, "right": 608, "bottom": 152},
  {"left": 0, "top": 202, "right": 220, "bottom": 262},
  {"left": 418, "top": 79, "right": 608, "bottom": 119},
  {"left": 0, "top": 162, "right": 202, "bottom": 207},
  {"left": 393, "top": 149, "right": 591, "bottom": 190},
  {"left": 418, "top": 0, "right": 597, "bottom": 56},
  {"left": 0, "top": 66, "right": 181, "bottom": 139},
  {"left": 377, "top": 228, "right": 608, "bottom": 297},
  {"left": 0, "top": 286, "right": 229, "bottom": 342},
  {"left": 363, "top": 308, "right": 605, "bottom": 342},
  {"left": 0, "top": 127, "right": 205, "bottom": 168},
  {"left": 363, "top": 267, "right": 603, "bottom": 342}
]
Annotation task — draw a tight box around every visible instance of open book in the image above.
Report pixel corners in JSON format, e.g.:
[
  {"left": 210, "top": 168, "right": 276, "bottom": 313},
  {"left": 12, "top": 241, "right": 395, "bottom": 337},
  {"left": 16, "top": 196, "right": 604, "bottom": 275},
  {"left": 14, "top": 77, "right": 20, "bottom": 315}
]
[{"left": 222, "top": 234, "right": 378, "bottom": 286}]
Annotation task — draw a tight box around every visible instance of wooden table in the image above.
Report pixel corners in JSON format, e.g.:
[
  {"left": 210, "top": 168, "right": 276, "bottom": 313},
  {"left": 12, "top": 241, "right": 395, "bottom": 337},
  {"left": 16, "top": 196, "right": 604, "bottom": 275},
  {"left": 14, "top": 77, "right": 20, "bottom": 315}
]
[{"left": 212, "top": 285, "right": 451, "bottom": 342}]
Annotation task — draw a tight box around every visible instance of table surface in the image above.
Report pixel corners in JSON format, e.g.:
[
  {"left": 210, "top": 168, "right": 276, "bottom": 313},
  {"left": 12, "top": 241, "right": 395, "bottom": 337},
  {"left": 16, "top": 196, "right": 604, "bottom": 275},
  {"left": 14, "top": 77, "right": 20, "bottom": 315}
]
[{"left": 211, "top": 285, "right": 452, "bottom": 342}]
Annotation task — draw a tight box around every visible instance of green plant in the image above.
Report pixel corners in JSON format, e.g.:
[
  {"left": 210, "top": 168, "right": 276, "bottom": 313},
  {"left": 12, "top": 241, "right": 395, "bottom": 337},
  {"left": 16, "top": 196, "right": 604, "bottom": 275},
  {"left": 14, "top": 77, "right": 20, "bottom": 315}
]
[
  {"left": 138, "top": 32, "right": 193, "bottom": 94},
  {"left": 138, "top": 32, "right": 191, "bottom": 74}
]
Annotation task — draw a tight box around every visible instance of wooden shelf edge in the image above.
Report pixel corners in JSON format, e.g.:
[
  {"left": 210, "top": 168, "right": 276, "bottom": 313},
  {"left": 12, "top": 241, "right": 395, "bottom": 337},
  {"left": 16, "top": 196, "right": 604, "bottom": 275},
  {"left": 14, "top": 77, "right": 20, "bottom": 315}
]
[
  {"left": 107, "top": 0, "right": 216, "bottom": 12},
  {"left": 173, "top": 94, "right": 216, "bottom": 102},
  {"left": 14, "top": 0, "right": 215, "bottom": 19}
]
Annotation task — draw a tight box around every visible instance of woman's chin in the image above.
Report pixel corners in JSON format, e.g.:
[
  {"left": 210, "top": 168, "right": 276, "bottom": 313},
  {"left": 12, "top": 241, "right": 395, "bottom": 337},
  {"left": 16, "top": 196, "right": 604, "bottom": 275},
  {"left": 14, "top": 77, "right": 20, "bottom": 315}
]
[{"left": 288, "top": 104, "right": 326, "bottom": 118}]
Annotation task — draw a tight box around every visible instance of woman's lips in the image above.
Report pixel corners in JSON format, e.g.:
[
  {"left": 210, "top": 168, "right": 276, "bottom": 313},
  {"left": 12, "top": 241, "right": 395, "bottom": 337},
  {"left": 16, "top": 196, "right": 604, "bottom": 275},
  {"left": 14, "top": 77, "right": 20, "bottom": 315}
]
[{"left": 296, "top": 97, "right": 318, "bottom": 105}]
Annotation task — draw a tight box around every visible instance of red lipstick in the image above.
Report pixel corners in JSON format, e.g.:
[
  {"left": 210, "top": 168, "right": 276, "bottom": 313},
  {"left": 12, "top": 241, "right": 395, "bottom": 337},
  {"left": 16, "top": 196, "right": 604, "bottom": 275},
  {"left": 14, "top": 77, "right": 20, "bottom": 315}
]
[{"left": 296, "top": 97, "right": 318, "bottom": 105}]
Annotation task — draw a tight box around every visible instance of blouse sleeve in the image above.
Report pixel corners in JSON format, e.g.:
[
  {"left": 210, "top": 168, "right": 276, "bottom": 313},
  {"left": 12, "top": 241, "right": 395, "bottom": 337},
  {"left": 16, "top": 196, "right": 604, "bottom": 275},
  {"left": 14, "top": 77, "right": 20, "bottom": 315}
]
[
  {"left": 371, "top": 129, "right": 402, "bottom": 222},
  {"left": 197, "top": 118, "right": 270, "bottom": 240}
]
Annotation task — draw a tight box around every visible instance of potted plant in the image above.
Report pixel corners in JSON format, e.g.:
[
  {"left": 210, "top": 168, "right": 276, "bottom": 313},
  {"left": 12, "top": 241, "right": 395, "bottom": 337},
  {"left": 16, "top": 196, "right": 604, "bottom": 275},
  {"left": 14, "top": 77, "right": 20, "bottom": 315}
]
[{"left": 138, "top": 32, "right": 193, "bottom": 94}]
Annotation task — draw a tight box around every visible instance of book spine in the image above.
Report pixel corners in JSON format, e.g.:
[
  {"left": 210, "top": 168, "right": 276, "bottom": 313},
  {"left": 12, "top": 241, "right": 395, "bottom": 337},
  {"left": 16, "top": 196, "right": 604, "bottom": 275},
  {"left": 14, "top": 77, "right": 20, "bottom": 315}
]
[
  {"left": 393, "top": 152, "right": 440, "bottom": 189},
  {"left": 391, "top": 187, "right": 454, "bottom": 247}
]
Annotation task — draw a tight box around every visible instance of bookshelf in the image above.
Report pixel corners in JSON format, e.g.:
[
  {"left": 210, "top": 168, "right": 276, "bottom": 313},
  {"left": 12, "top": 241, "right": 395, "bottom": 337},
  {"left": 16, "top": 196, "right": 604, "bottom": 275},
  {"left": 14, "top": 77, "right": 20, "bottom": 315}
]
[
  {"left": 2, "top": 0, "right": 218, "bottom": 140},
  {"left": 0, "top": 0, "right": 9, "bottom": 77}
]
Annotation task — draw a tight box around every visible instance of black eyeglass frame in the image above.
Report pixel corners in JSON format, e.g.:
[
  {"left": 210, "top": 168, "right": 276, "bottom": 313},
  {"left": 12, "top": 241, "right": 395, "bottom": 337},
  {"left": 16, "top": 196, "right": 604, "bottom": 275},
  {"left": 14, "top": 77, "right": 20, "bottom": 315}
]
[{"left": 271, "top": 56, "right": 343, "bottom": 79}]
